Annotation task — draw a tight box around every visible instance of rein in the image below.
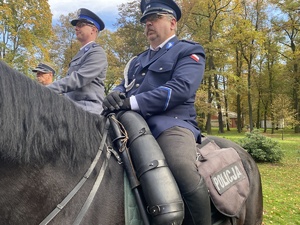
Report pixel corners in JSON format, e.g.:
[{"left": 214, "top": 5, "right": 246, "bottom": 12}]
[{"left": 39, "top": 118, "right": 113, "bottom": 225}]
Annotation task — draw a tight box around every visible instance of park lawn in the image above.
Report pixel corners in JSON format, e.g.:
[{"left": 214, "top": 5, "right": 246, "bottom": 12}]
[{"left": 210, "top": 128, "right": 300, "bottom": 225}]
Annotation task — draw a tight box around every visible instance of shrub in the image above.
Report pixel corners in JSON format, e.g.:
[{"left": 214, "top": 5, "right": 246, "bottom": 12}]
[{"left": 237, "top": 129, "right": 284, "bottom": 163}]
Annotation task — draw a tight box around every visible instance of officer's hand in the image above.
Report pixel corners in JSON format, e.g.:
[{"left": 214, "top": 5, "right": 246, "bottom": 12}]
[
  {"left": 102, "top": 91, "right": 131, "bottom": 116},
  {"left": 103, "top": 91, "right": 123, "bottom": 111},
  {"left": 119, "top": 97, "right": 131, "bottom": 110}
]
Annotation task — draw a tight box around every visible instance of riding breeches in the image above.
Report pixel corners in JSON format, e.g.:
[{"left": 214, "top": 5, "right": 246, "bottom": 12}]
[{"left": 156, "top": 126, "right": 202, "bottom": 195}]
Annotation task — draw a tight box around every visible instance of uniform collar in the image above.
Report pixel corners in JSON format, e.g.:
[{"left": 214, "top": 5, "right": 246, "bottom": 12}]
[
  {"left": 150, "top": 34, "right": 176, "bottom": 51},
  {"left": 80, "top": 41, "right": 94, "bottom": 50},
  {"left": 140, "top": 36, "right": 178, "bottom": 68}
]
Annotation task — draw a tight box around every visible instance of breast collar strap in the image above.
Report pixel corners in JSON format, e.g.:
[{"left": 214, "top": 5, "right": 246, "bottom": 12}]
[{"left": 39, "top": 118, "right": 114, "bottom": 225}]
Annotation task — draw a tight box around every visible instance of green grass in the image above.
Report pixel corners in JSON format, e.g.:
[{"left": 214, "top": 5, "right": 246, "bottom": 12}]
[{"left": 208, "top": 128, "right": 300, "bottom": 225}]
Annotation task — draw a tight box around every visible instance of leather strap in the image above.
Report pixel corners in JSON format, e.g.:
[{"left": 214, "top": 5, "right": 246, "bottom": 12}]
[
  {"left": 147, "top": 201, "right": 184, "bottom": 217},
  {"left": 136, "top": 159, "right": 168, "bottom": 179},
  {"left": 72, "top": 147, "right": 112, "bottom": 225},
  {"left": 127, "top": 127, "right": 152, "bottom": 148},
  {"left": 39, "top": 118, "right": 110, "bottom": 225}
]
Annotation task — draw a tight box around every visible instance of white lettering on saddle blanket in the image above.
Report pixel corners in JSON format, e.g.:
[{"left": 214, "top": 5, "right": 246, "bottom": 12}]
[{"left": 211, "top": 161, "right": 246, "bottom": 195}]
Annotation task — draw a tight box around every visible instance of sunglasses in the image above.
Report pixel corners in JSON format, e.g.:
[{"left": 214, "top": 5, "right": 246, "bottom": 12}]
[
  {"left": 141, "top": 13, "right": 170, "bottom": 24},
  {"left": 76, "top": 21, "right": 96, "bottom": 28}
]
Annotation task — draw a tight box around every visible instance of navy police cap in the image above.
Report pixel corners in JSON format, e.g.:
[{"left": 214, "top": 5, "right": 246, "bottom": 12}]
[
  {"left": 32, "top": 63, "right": 55, "bottom": 75},
  {"left": 71, "top": 8, "right": 105, "bottom": 31},
  {"left": 140, "top": 0, "right": 181, "bottom": 23}
]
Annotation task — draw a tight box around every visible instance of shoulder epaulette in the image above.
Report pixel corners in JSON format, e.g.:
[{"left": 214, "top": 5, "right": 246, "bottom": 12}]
[
  {"left": 83, "top": 43, "right": 100, "bottom": 53},
  {"left": 92, "top": 43, "right": 100, "bottom": 48},
  {"left": 180, "top": 39, "right": 199, "bottom": 45}
]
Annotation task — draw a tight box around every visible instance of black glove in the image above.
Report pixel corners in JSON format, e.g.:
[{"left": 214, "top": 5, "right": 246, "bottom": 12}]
[
  {"left": 120, "top": 97, "right": 131, "bottom": 110},
  {"left": 103, "top": 91, "right": 123, "bottom": 111},
  {"left": 102, "top": 91, "right": 131, "bottom": 115}
]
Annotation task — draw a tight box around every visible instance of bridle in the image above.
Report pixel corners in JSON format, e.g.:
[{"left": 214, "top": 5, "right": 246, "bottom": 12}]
[{"left": 39, "top": 118, "right": 121, "bottom": 225}]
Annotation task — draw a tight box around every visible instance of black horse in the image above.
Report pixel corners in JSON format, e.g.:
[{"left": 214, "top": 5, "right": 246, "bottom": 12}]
[{"left": 0, "top": 61, "right": 263, "bottom": 225}]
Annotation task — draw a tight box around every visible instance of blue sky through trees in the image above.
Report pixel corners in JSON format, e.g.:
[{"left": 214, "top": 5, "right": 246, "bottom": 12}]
[{"left": 49, "top": 0, "right": 132, "bottom": 30}]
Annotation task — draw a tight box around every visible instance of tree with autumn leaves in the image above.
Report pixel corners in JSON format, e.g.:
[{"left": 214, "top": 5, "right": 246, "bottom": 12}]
[
  {"left": 1, "top": 0, "right": 299, "bottom": 134},
  {"left": 0, "top": 0, "right": 53, "bottom": 76}
]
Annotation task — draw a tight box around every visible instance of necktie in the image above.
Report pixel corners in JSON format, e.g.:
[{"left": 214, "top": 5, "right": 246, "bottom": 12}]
[{"left": 149, "top": 50, "right": 157, "bottom": 59}]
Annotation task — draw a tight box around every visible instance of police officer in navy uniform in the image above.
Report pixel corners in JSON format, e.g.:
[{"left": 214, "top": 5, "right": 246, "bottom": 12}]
[
  {"left": 47, "top": 8, "right": 107, "bottom": 114},
  {"left": 103, "top": 0, "right": 211, "bottom": 224}
]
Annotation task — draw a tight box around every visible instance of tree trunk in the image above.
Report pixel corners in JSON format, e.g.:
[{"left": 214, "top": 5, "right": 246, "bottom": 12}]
[
  {"left": 247, "top": 63, "right": 253, "bottom": 131},
  {"left": 205, "top": 77, "right": 213, "bottom": 135},
  {"left": 237, "top": 94, "right": 242, "bottom": 133},
  {"left": 205, "top": 113, "right": 212, "bottom": 134},
  {"left": 223, "top": 77, "right": 230, "bottom": 131},
  {"left": 256, "top": 92, "right": 261, "bottom": 129},
  {"left": 235, "top": 48, "right": 243, "bottom": 133},
  {"left": 293, "top": 62, "right": 300, "bottom": 133},
  {"left": 263, "top": 105, "right": 267, "bottom": 133},
  {"left": 214, "top": 74, "right": 224, "bottom": 133}
]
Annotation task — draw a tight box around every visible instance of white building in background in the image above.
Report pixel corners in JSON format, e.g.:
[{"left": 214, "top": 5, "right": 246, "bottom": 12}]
[{"left": 260, "top": 119, "right": 284, "bottom": 129}]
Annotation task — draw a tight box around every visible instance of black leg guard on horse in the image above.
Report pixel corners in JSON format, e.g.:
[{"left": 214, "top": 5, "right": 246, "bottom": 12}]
[
  {"left": 116, "top": 111, "right": 184, "bottom": 225},
  {"left": 183, "top": 178, "right": 212, "bottom": 225}
]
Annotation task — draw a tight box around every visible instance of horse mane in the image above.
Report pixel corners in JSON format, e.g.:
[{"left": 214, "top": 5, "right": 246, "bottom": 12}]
[{"left": 0, "top": 60, "right": 106, "bottom": 168}]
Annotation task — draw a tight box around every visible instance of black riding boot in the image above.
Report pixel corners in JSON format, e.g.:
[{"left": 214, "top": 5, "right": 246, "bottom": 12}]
[{"left": 183, "top": 178, "right": 211, "bottom": 225}]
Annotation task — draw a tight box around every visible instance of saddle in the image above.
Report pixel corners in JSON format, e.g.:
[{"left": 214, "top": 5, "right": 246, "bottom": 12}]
[
  {"left": 196, "top": 138, "right": 250, "bottom": 217},
  {"left": 124, "top": 138, "right": 250, "bottom": 224}
]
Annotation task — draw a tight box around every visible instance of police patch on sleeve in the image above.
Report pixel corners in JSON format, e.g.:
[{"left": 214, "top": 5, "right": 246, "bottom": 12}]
[{"left": 190, "top": 54, "right": 200, "bottom": 62}]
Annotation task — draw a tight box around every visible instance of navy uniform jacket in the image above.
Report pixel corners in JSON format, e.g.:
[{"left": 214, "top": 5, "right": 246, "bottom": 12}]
[
  {"left": 47, "top": 42, "right": 107, "bottom": 114},
  {"left": 114, "top": 36, "right": 205, "bottom": 141}
]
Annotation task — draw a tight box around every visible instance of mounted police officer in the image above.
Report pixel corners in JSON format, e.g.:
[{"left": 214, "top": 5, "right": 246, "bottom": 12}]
[
  {"left": 32, "top": 62, "right": 55, "bottom": 85},
  {"left": 103, "top": 0, "right": 211, "bottom": 224},
  {"left": 47, "top": 8, "right": 107, "bottom": 114}
]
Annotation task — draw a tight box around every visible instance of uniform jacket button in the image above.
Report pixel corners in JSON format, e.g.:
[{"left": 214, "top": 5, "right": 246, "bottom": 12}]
[
  {"left": 141, "top": 72, "right": 146, "bottom": 76},
  {"left": 136, "top": 84, "right": 140, "bottom": 87}
]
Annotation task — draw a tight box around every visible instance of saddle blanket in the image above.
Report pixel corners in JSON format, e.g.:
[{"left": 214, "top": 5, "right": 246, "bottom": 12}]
[
  {"left": 196, "top": 140, "right": 250, "bottom": 217},
  {"left": 124, "top": 172, "right": 143, "bottom": 225}
]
